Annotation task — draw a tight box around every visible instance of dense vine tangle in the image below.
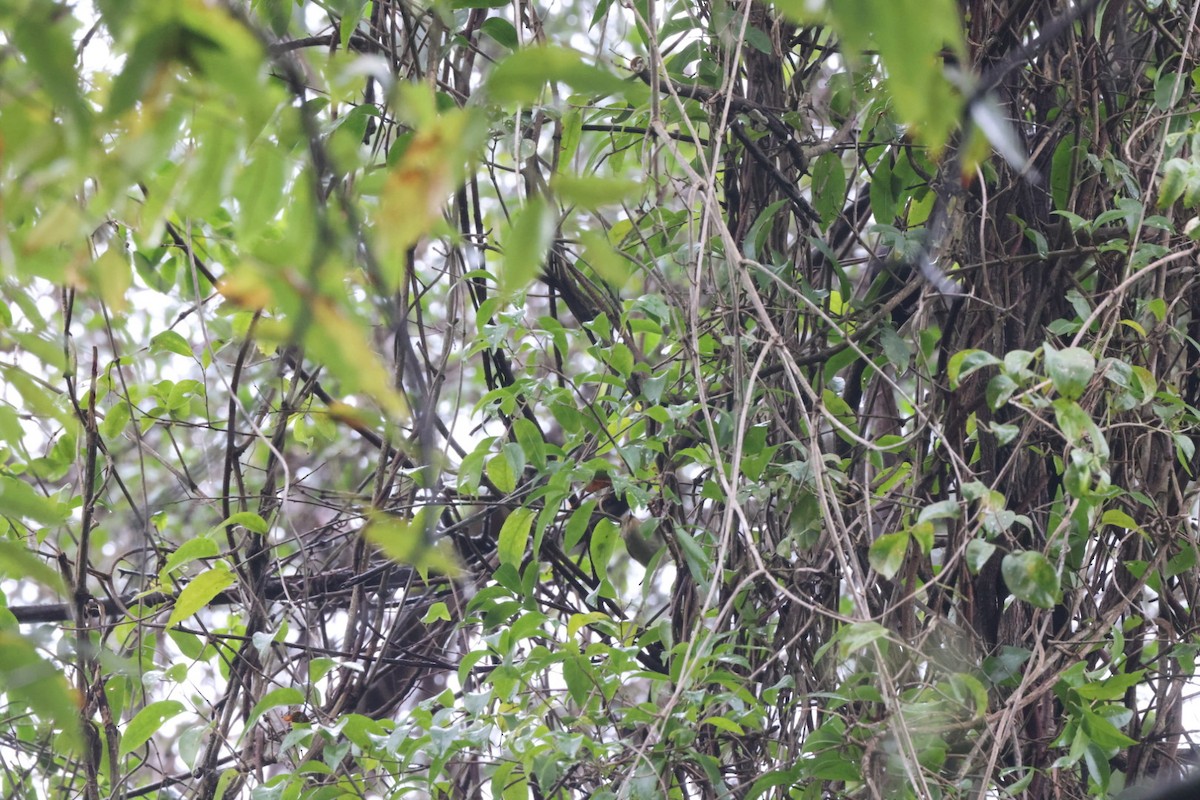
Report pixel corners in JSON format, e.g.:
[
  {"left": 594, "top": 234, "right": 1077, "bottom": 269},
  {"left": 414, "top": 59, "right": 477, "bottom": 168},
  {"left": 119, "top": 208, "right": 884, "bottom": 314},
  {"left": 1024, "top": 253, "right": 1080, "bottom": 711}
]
[{"left": 3, "top": 1, "right": 1199, "bottom": 799}]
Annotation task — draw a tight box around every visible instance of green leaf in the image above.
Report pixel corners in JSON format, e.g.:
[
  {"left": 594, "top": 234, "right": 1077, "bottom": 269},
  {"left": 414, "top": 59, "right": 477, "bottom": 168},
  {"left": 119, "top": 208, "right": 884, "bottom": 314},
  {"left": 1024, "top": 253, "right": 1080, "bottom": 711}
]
[
  {"left": 989, "top": 421, "right": 1019, "bottom": 445},
  {"left": 338, "top": 1, "right": 368, "bottom": 48},
  {"left": 1001, "top": 550, "right": 1060, "bottom": 609},
  {"left": 701, "top": 715, "right": 745, "bottom": 735},
  {"left": 421, "top": 602, "right": 452, "bottom": 623},
  {"left": 1154, "top": 70, "right": 1187, "bottom": 111},
  {"left": 966, "top": 539, "right": 996, "bottom": 574},
  {"left": 100, "top": 401, "right": 131, "bottom": 440},
  {"left": 500, "top": 197, "right": 554, "bottom": 297},
  {"left": 361, "top": 508, "right": 462, "bottom": 577},
  {"left": 1159, "top": 158, "right": 1190, "bottom": 208},
  {"left": 1100, "top": 509, "right": 1138, "bottom": 530},
  {"left": 579, "top": 228, "right": 634, "bottom": 288},
  {"left": 1081, "top": 707, "right": 1137, "bottom": 750},
  {"left": 512, "top": 418, "right": 547, "bottom": 470},
  {"left": 917, "top": 500, "right": 960, "bottom": 523},
  {"left": 0, "top": 476, "right": 70, "bottom": 526},
  {"left": 1075, "top": 670, "right": 1145, "bottom": 701},
  {"left": 869, "top": 152, "right": 898, "bottom": 224},
  {"left": 948, "top": 349, "right": 1000, "bottom": 389},
  {"left": 0, "top": 539, "right": 65, "bottom": 593},
  {"left": 244, "top": 687, "right": 305, "bottom": 734},
  {"left": 552, "top": 173, "right": 640, "bottom": 208},
  {"left": 12, "top": 7, "right": 91, "bottom": 132},
  {"left": 234, "top": 145, "right": 288, "bottom": 237},
  {"left": 223, "top": 511, "right": 269, "bottom": 535},
  {"left": 567, "top": 611, "right": 609, "bottom": 639},
  {"left": 868, "top": 531, "right": 908, "bottom": 579},
  {"left": 0, "top": 406, "right": 22, "bottom": 445},
  {"left": 563, "top": 652, "right": 592, "bottom": 705},
  {"left": 168, "top": 565, "right": 235, "bottom": 626},
  {"left": 0, "top": 628, "right": 81, "bottom": 750},
  {"left": 161, "top": 536, "right": 220, "bottom": 576},
  {"left": 811, "top": 151, "right": 847, "bottom": 231},
  {"left": 1053, "top": 399, "right": 1093, "bottom": 447},
  {"left": 487, "top": 452, "right": 517, "bottom": 493},
  {"left": 480, "top": 17, "right": 519, "bottom": 50},
  {"left": 1043, "top": 344, "right": 1095, "bottom": 400},
  {"left": 120, "top": 700, "right": 185, "bottom": 756},
  {"left": 589, "top": 517, "right": 619, "bottom": 574},
  {"left": 1050, "top": 135, "right": 1079, "bottom": 211},
  {"left": 837, "top": 620, "right": 889, "bottom": 658},
  {"left": 827, "top": 0, "right": 964, "bottom": 150},
  {"left": 497, "top": 507, "right": 536, "bottom": 568},
  {"left": 987, "top": 373, "right": 1019, "bottom": 410},
  {"left": 564, "top": 501, "right": 597, "bottom": 552},
  {"left": 486, "top": 46, "right": 634, "bottom": 105},
  {"left": 744, "top": 766, "right": 804, "bottom": 800}
]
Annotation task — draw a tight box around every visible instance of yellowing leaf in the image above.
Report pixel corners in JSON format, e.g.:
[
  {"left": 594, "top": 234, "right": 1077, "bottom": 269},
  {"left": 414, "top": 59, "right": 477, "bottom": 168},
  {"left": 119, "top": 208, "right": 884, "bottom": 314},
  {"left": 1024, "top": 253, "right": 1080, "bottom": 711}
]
[
  {"left": 217, "top": 271, "right": 274, "bottom": 310},
  {"left": 379, "top": 97, "right": 485, "bottom": 272},
  {"left": 304, "top": 295, "right": 408, "bottom": 421}
]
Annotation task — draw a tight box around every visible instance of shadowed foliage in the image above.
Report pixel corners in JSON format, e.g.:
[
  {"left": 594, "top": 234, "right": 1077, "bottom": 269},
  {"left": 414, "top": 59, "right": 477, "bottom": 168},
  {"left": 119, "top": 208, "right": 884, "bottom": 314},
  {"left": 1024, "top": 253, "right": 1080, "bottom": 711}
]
[{"left": 2, "top": 1, "right": 1200, "bottom": 798}]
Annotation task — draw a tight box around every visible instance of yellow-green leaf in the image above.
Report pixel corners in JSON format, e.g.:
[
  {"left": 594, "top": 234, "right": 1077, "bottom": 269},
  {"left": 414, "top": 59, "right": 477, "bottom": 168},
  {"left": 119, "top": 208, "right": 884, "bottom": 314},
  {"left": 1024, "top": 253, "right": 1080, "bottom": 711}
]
[
  {"left": 487, "top": 46, "right": 632, "bottom": 105},
  {"left": 497, "top": 507, "right": 536, "bottom": 568},
  {"left": 244, "top": 687, "right": 304, "bottom": 735},
  {"left": 0, "top": 540, "right": 65, "bottom": 593},
  {"left": 552, "top": 173, "right": 641, "bottom": 208},
  {"left": 361, "top": 508, "right": 463, "bottom": 577},
  {"left": 0, "top": 629, "right": 81, "bottom": 751},
  {"left": 702, "top": 715, "right": 746, "bottom": 735},
  {"left": 168, "top": 565, "right": 235, "bottom": 626},
  {"left": 868, "top": 531, "right": 909, "bottom": 579},
  {"left": 500, "top": 197, "right": 554, "bottom": 298},
  {"left": 120, "top": 700, "right": 185, "bottom": 756},
  {"left": 0, "top": 476, "right": 70, "bottom": 526}
]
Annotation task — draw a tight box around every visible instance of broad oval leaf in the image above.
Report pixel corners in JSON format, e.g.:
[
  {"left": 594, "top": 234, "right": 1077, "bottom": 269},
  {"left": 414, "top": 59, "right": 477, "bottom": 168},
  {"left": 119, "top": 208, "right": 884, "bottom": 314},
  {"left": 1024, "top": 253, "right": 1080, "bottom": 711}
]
[
  {"left": 1044, "top": 344, "right": 1095, "bottom": 400},
  {"left": 948, "top": 349, "right": 1000, "bottom": 389},
  {"left": 868, "top": 531, "right": 908, "bottom": 579},
  {"left": 1001, "top": 550, "right": 1060, "bottom": 609}
]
